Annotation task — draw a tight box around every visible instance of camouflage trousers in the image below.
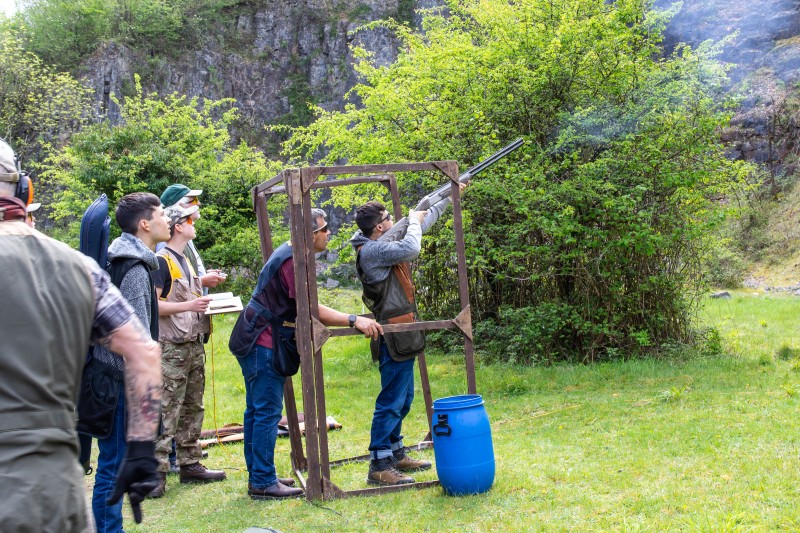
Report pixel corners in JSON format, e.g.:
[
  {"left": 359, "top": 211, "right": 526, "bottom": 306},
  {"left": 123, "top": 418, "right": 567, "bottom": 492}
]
[{"left": 155, "top": 339, "right": 206, "bottom": 473}]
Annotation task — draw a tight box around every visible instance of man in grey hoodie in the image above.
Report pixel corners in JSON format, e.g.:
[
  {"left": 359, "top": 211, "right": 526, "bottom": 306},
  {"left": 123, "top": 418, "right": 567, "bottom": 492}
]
[
  {"left": 90, "top": 192, "right": 171, "bottom": 533},
  {"left": 351, "top": 182, "right": 466, "bottom": 486}
]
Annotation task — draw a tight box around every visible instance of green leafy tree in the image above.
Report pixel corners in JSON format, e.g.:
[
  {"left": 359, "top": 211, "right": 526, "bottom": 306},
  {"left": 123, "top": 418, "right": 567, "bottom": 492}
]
[
  {"left": 0, "top": 25, "right": 92, "bottom": 163},
  {"left": 280, "top": 0, "right": 752, "bottom": 362},
  {"left": 41, "top": 76, "right": 282, "bottom": 293},
  {"left": 14, "top": 0, "right": 244, "bottom": 67},
  {"left": 16, "top": 0, "right": 112, "bottom": 67}
]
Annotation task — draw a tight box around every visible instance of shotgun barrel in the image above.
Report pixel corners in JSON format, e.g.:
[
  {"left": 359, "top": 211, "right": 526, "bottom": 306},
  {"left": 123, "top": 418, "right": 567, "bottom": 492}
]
[
  {"left": 379, "top": 138, "right": 525, "bottom": 242},
  {"left": 414, "top": 137, "right": 525, "bottom": 211}
]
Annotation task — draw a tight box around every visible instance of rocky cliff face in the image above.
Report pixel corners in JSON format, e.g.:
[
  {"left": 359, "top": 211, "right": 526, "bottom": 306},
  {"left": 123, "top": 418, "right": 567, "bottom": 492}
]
[
  {"left": 79, "top": 0, "right": 406, "bottom": 142},
  {"left": 657, "top": 0, "right": 800, "bottom": 177},
  {"left": 79, "top": 0, "right": 800, "bottom": 177}
]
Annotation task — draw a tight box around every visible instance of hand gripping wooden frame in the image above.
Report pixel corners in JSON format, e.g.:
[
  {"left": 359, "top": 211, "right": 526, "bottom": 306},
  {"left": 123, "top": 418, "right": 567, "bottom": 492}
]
[{"left": 251, "top": 160, "right": 476, "bottom": 500}]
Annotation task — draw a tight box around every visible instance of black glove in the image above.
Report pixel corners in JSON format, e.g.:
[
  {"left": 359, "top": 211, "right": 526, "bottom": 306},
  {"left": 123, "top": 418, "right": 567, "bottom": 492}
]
[{"left": 107, "top": 440, "right": 159, "bottom": 524}]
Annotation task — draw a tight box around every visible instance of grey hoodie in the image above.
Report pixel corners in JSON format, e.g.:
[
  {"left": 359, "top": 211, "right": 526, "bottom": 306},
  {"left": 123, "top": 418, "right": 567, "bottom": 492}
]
[
  {"left": 92, "top": 233, "right": 160, "bottom": 371},
  {"left": 349, "top": 196, "right": 453, "bottom": 284}
]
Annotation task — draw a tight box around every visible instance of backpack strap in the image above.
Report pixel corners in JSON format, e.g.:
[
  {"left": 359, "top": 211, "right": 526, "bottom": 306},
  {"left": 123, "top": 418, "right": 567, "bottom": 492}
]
[{"left": 107, "top": 257, "right": 159, "bottom": 341}]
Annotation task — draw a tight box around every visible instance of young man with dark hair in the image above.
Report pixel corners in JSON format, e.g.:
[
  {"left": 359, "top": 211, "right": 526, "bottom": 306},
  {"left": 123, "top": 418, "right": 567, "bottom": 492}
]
[
  {"left": 149, "top": 205, "right": 222, "bottom": 498},
  {"left": 90, "top": 192, "right": 171, "bottom": 533},
  {"left": 351, "top": 183, "right": 466, "bottom": 486}
]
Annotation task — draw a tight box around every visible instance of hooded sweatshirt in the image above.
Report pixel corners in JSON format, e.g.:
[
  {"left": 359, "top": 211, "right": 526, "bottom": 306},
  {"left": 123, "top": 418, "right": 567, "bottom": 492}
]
[
  {"left": 349, "top": 196, "right": 453, "bottom": 284},
  {"left": 92, "top": 232, "right": 160, "bottom": 372}
]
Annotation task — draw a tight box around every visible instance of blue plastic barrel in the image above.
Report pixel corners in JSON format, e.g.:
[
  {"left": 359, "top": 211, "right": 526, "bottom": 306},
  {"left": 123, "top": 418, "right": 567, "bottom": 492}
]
[{"left": 432, "top": 394, "right": 495, "bottom": 495}]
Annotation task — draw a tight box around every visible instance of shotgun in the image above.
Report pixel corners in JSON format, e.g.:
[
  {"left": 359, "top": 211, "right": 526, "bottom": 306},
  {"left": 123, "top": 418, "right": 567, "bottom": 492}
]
[{"left": 379, "top": 138, "right": 524, "bottom": 242}]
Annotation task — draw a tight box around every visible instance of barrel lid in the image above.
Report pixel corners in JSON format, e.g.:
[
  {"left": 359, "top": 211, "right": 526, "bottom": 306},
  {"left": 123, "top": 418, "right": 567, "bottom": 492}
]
[{"left": 433, "top": 394, "right": 484, "bottom": 410}]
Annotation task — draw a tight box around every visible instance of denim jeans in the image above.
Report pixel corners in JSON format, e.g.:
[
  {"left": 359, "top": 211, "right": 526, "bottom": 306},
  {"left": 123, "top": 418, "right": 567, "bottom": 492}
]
[
  {"left": 369, "top": 341, "right": 416, "bottom": 460},
  {"left": 237, "top": 345, "right": 285, "bottom": 489},
  {"left": 92, "top": 386, "right": 126, "bottom": 533}
]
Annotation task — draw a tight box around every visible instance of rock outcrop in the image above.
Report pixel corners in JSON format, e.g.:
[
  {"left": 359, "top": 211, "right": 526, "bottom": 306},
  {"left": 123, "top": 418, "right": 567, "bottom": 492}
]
[
  {"left": 78, "top": 0, "right": 800, "bottom": 176},
  {"left": 78, "top": 0, "right": 406, "bottom": 141}
]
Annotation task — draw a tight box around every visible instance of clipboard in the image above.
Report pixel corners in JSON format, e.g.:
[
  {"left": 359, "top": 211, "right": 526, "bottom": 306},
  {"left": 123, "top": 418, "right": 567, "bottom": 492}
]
[{"left": 205, "top": 293, "right": 244, "bottom": 315}]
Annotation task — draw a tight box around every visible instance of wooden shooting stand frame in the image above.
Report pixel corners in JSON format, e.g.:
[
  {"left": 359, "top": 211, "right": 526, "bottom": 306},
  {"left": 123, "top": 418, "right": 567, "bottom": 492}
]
[{"left": 251, "top": 160, "right": 477, "bottom": 500}]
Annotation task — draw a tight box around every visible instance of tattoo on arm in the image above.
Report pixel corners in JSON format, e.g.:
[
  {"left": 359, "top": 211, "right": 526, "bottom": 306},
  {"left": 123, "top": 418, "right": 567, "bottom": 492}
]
[
  {"left": 106, "top": 320, "right": 163, "bottom": 440},
  {"left": 126, "top": 380, "right": 162, "bottom": 429}
]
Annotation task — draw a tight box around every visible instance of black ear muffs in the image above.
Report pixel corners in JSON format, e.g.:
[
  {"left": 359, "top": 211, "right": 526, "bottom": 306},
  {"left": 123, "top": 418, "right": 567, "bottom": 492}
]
[
  {"left": 0, "top": 140, "right": 33, "bottom": 206},
  {"left": 15, "top": 172, "right": 32, "bottom": 206}
]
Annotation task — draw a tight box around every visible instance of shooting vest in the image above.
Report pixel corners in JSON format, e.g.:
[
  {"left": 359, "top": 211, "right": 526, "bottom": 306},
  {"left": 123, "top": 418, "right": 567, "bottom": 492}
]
[
  {"left": 355, "top": 253, "right": 425, "bottom": 362},
  {"left": 229, "top": 243, "right": 296, "bottom": 357},
  {"left": 0, "top": 220, "right": 94, "bottom": 532},
  {"left": 157, "top": 247, "right": 209, "bottom": 343}
]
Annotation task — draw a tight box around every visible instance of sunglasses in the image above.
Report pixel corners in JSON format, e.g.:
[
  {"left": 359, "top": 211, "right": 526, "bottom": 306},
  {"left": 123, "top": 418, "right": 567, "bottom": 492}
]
[{"left": 313, "top": 223, "right": 329, "bottom": 234}]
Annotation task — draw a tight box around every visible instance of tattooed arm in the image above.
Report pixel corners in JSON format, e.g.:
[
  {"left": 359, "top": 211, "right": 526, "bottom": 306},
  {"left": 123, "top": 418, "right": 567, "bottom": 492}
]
[
  {"left": 105, "top": 320, "right": 162, "bottom": 440},
  {"left": 82, "top": 256, "right": 162, "bottom": 441}
]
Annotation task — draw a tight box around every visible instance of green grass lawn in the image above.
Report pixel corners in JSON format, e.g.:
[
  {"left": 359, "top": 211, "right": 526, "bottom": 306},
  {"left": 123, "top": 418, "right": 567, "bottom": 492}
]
[{"left": 92, "top": 290, "right": 800, "bottom": 532}]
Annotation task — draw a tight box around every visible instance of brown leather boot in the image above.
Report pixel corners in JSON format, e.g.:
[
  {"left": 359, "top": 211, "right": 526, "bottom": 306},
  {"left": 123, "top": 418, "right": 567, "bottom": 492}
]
[
  {"left": 146, "top": 472, "right": 167, "bottom": 499},
  {"left": 278, "top": 477, "right": 296, "bottom": 486},
  {"left": 367, "top": 457, "right": 414, "bottom": 486},
  {"left": 248, "top": 482, "right": 304, "bottom": 500},
  {"left": 393, "top": 447, "right": 432, "bottom": 472},
  {"left": 179, "top": 462, "right": 226, "bottom": 484}
]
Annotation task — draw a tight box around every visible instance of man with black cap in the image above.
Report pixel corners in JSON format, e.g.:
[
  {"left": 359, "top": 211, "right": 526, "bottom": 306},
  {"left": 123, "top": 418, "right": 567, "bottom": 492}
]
[{"left": 0, "top": 138, "right": 163, "bottom": 531}]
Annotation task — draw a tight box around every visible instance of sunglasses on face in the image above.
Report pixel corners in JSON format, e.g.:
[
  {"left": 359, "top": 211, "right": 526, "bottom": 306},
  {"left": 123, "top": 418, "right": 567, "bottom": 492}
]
[
  {"left": 313, "top": 223, "right": 329, "bottom": 234},
  {"left": 370, "top": 212, "right": 392, "bottom": 232}
]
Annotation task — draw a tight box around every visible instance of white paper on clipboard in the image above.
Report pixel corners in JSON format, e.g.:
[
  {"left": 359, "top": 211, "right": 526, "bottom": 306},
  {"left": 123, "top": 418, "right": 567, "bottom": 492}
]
[{"left": 205, "top": 295, "right": 243, "bottom": 315}]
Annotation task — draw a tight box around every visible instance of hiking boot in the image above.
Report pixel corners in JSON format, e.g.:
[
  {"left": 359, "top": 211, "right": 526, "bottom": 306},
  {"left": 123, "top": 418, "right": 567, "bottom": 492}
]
[
  {"left": 367, "top": 457, "right": 414, "bottom": 486},
  {"left": 278, "top": 477, "right": 296, "bottom": 486},
  {"left": 248, "top": 482, "right": 304, "bottom": 500},
  {"left": 147, "top": 472, "right": 167, "bottom": 499},
  {"left": 393, "top": 447, "right": 432, "bottom": 472},
  {"left": 179, "top": 462, "right": 226, "bottom": 484}
]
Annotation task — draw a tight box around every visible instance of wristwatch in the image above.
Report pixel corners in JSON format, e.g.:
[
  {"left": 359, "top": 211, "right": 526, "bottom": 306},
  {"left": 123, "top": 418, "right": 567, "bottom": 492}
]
[{"left": 348, "top": 314, "right": 357, "bottom": 328}]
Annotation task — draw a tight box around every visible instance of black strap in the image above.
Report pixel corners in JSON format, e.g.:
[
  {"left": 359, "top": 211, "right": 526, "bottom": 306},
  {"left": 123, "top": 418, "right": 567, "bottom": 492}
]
[
  {"left": 248, "top": 299, "right": 294, "bottom": 330},
  {"left": 107, "top": 257, "right": 159, "bottom": 341}
]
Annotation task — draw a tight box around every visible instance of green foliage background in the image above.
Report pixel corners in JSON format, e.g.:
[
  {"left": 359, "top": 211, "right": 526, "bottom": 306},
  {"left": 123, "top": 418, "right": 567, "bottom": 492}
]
[
  {"left": 282, "top": 0, "right": 753, "bottom": 362},
  {"left": 14, "top": 0, "right": 243, "bottom": 67},
  {"left": 0, "top": 26, "right": 92, "bottom": 162},
  {"left": 2, "top": 0, "right": 761, "bottom": 363},
  {"left": 40, "top": 77, "right": 287, "bottom": 296}
]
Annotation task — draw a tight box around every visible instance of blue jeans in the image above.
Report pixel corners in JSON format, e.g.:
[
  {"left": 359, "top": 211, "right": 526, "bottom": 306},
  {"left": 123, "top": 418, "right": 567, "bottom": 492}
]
[
  {"left": 237, "top": 345, "right": 285, "bottom": 489},
  {"left": 92, "top": 386, "right": 126, "bottom": 533},
  {"left": 369, "top": 342, "right": 415, "bottom": 460}
]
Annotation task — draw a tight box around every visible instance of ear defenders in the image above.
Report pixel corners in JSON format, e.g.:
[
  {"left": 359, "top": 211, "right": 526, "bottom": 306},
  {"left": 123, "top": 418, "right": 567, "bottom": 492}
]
[
  {"left": 15, "top": 171, "right": 33, "bottom": 206},
  {"left": 0, "top": 139, "right": 33, "bottom": 206}
]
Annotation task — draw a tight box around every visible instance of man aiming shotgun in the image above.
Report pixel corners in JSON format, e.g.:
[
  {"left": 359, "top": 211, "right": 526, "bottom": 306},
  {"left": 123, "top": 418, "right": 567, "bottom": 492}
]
[{"left": 350, "top": 138, "right": 523, "bottom": 485}]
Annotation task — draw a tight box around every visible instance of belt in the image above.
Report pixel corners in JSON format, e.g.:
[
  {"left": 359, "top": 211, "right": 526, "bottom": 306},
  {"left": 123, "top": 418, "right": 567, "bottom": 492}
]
[{"left": 0, "top": 409, "right": 75, "bottom": 433}]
